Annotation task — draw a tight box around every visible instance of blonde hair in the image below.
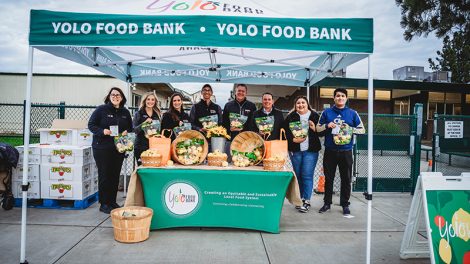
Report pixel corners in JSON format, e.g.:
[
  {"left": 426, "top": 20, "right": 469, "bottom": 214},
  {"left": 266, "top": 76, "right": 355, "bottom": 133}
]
[{"left": 139, "top": 92, "right": 161, "bottom": 117}]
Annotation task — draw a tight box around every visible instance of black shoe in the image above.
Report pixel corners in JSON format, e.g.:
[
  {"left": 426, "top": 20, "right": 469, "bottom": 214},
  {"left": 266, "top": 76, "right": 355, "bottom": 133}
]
[
  {"left": 110, "top": 202, "right": 121, "bottom": 209},
  {"left": 303, "top": 200, "right": 311, "bottom": 210},
  {"left": 99, "top": 204, "right": 112, "bottom": 214},
  {"left": 342, "top": 206, "right": 351, "bottom": 215},
  {"left": 295, "top": 199, "right": 305, "bottom": 210},
  {"left": 318, "top": 204, "right": 331, "bottom": 213},
  {"left": 298, "top": 205, "right": 309, "bottom": 213}
]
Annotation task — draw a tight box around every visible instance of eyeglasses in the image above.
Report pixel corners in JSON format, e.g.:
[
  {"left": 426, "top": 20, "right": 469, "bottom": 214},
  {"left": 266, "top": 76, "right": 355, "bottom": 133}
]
[{"left": 110, "top": 94, "right": 121, "bottom": 98}]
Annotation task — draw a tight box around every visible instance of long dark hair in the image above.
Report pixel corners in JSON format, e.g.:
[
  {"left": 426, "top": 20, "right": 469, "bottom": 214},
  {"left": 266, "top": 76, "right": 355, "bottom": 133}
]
[
  {"left": 168, "top": 93, "right": 184, "bottom": 122},
  {"left": 104, "top": 87, "right": 127, "bottom": 108}
]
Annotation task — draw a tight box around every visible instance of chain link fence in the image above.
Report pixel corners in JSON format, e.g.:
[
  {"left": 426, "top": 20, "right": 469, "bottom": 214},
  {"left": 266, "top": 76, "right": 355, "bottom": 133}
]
[
  {"left": 352, "top": 113, "right": 418, "bottom": 192},
  {"left": 1, "top": 102, "right": 427, "bottom": 194},
  {"left": 0, "top": 102, "right": 138, "bottom": 179},
  {"left": 432, "top": 114, "right": 470, "bottom": 176}
]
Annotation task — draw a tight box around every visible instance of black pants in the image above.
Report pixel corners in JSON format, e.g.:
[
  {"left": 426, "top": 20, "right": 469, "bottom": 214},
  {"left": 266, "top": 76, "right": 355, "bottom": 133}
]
[
  {"left": 323, "top": 149, "right": 353, "bottom": 207},
  {"left": 93, "top": 148, "right": 125, "bottom": 205}
]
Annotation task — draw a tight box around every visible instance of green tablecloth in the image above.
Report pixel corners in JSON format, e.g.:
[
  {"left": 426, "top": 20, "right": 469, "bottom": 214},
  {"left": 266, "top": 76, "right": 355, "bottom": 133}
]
[{"left": 134, "top": 166, "right": 294, "bottom": 233}]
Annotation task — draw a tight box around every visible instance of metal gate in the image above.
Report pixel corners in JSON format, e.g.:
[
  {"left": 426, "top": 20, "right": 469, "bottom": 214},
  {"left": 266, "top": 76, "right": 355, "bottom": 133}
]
[
  {"left": 353, "top": 106, "right": 422, "bottom": 192},
  {"left": 432, "top": 114, "right": 470, "bottom": 175}
]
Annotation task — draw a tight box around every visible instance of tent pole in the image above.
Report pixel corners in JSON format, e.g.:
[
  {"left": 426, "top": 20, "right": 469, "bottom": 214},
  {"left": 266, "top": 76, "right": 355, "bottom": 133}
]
[
  {"left": 123, "top": 81, "right": 131, "bottom": 198},
  {"left": 20, "top": 47, "right": 34, "bottom": 264},
  {"left": 366, "top": 54, "right": 373, "bottom": 264}
]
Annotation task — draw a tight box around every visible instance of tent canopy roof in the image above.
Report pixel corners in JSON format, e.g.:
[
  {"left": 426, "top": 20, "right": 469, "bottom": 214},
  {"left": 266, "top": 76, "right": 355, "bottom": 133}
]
[{"left": 28, "top": 3, "right": 373, "bottom": 86}]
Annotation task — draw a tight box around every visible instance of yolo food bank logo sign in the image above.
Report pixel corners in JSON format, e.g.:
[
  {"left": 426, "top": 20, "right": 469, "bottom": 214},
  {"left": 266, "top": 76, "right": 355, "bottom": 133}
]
[{"left": 164, "top": 182, "right": 200, "bottom": 216}]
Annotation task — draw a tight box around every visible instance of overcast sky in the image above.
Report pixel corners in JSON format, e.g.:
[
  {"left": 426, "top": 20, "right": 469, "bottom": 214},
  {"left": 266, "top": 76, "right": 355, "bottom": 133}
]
[{"left": 0, "top": 0, "right": 442, "bottom": 105}]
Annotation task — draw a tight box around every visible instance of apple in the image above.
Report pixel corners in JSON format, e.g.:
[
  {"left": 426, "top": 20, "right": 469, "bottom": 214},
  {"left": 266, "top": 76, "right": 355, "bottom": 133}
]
[
  {"left": 60, "top": 153, "right": 65, "bottom": 159},
  {"left": 56, "top": 132, "right": 61, "bottom": 138},
  {"left": 59, "top": 188, "right": 64, "bottom": 193},
  {"left": 59, "top": 169, "right": 64, "bottom": 176}
]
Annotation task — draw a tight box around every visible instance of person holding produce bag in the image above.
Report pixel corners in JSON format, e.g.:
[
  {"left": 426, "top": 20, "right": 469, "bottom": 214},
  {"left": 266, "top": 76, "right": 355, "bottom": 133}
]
[
  {"left": 88, "top": 87, "right": 133, "bottom": 214},
  {"left": 252, "top": 92, "right": 284, "bottom": 141},
  {"left": 316, "top": 88, "right": 365, "bottom": 216},
  {"left": 222, "top": 84, "right": 256, "bottom": 139},
  {"left": 133, "top": 92, "right": 162, "bottom": 165},
  {"left": 284, "top": 95, "right": 324, "bottom": 213},
  {"left": 161, "top": 93, "right": 190, "bottom": 141},
  {"left": 189, "top": 84, "right": 223, "bottom": 133}
]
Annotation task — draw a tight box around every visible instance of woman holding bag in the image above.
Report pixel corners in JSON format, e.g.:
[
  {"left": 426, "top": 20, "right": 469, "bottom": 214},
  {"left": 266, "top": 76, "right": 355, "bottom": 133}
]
[
  {"left": 88, "top": 87, "right": 133, "bottom": 214},
  {"left": 161, "top": 93, "right": 190, "bottom": 141},
  {"left": 284, "top": 95, "right": 324, "bottom": 213},
  {"left": 133, "top": 92, "right": 162, "bottom": 165}
]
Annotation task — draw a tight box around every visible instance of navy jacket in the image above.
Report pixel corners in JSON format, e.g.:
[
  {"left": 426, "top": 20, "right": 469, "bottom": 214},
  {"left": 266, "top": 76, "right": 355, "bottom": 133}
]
[
  {"left": 252, "top": 108, "right": 285, "bottom": 141},
  {"left": 133, "top": 109, "right": 161, "bottom": 150},
  {"left": 189, "top": 100, "right": 223, "bottom": 131},
  {"left": 222, "top": 98, "right": 257, "bottom": 140},
  {"left": 88, "top": 103, "right": 133, "bottom": 150},
  {"left": 161, "top": 110, "right": 190, "bottom": 141},
  {"left": 317, "top": 106, "right": 365, "bottom": 150}
]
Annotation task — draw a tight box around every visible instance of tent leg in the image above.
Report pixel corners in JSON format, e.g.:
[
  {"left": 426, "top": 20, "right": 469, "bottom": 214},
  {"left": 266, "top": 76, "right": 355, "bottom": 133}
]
[
  {"left": 306, "top": 84, "right": 310, "bottom": 102},
  {"left": 123, "top": 82, "right": 131, "bottom": 198},
  {"left": 20, "top": 47, "right": 34, "bottom": 264},
  {"left": 366, "top": 55, "right": 373, "bottom": 264}
]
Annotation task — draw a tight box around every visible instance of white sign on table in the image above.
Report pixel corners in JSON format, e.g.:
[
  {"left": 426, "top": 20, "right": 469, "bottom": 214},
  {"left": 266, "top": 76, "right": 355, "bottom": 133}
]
[{"left": 444, "top": 121, "right": 463, "bottom": 139}]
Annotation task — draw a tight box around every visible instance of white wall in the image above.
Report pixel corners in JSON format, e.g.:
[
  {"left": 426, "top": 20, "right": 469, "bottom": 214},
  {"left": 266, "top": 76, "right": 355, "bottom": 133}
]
[{"left": 0, "top": 73, "right": 128, "bottom": 105}]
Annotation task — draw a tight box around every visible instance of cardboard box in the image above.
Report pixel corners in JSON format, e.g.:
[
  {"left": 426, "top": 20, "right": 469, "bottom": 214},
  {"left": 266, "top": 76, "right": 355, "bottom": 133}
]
[
  {"left": 41, "top": 145, "right": 92, "bottom": 165},
  {"left": 17, "top": 145, "right": 41, "bottom": 165},
  {"left": 40, "top": 179, "right": 92, "bottom": 200},
  {"left": 12, "top": 164, "right": 40, "bottom": 182},
  {"left": 40, "top": 163, "right": 92, "bottom": 182},
  {"left": 91, "top": 175, "right": 99, "bottom": 193},
  {"left": 91, "top": 162, "right": 98, "bottom": 177},
  {"left": 38, "top": 120, "right": 92, "bottom": 146},
  {"left": 12, "top": 181, "right": 41, "bottom": 199}
]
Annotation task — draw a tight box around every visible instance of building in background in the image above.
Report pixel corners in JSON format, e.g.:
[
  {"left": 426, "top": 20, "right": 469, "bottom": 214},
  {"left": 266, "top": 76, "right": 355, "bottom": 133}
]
[{"left": 0, "top": 72, "right": 191, "bottom": 108}]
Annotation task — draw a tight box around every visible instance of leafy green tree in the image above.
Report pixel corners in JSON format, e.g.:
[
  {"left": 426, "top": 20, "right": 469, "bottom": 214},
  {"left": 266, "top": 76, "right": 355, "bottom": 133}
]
[
  {"left": 428, "top": 32, "right": 470, "bottom": 83},
  {"left": 396, "top": 0, "right": 470, "bottom": 83}
]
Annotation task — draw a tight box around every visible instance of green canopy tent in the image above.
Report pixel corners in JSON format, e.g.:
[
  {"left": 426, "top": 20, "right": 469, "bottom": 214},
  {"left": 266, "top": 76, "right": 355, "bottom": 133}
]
[{"left": 21, "top": 1, "right": 374, "bottom": 263}]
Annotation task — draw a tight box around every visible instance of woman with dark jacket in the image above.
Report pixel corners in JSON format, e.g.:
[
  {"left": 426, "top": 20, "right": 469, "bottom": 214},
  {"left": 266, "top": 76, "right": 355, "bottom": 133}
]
[
  {"left": 161, "top": 93, "right": 190, "bottom": 141},
  {"left": 284, "top": 95, "right": 324, "bottom": 213},
  {"left": 88, "top": 87, "right": 133, "bottom": 214},
  {"left": 133, "top": 92, "right": 162, "bottom": 165}
]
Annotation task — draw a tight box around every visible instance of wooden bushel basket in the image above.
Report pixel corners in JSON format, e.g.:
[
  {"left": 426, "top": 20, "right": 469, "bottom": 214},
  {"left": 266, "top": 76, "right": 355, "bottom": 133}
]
[
  {"left": 140, "top": 155, "right": 162, "bottom": 167},
  {"left": 207, "top": 155, "right": 227, "bottom": 166},
  {"left": 230, "top": 131, "right": 265, "bottom": 165},
  {"left": 111, "top": 206, "right": 153, "bottom": 243},
  {"left": 263, "top": 159, "right": 286, "bottom": 171},
  {"left": 171, "top": 130, "right": 208, "bottom": 165}
]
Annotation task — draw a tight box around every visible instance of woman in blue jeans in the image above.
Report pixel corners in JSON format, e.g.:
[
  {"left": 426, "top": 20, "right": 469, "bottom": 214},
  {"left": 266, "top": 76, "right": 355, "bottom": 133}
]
[{"left": 284, "top": 96, "right": 324, "bottom": 213}]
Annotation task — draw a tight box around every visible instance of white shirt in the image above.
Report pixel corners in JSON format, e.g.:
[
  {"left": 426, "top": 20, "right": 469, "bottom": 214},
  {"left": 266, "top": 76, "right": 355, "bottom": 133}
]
[{"left": 299, "top": 111, "right": 310, "bottom": 151}]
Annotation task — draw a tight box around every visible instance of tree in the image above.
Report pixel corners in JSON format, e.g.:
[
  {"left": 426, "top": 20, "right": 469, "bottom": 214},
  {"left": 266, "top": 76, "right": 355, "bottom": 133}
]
[
  {"left": 396, "top": 0, "right": 470, "bottom": 83},
  {"left": 428, "top": 32, "right": 470, "bottom": 83}
]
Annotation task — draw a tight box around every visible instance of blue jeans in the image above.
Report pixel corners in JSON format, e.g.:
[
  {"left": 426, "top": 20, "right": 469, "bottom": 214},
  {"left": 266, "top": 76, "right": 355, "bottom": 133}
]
[{"left": 290, "top": 151, "right": 319, "bottom": 201}]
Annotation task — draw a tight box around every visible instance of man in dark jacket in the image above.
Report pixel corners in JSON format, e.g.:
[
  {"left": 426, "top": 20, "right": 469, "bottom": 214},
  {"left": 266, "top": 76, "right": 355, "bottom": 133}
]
[
  {"left": 189, "top": 84, "right": 223, "bottom": 133},
  {"left": 252, "top": 92, "right": 284, "bottom": 141},
  {"left": 222, "top": 84, "right": 257, "bottom": 140}
]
